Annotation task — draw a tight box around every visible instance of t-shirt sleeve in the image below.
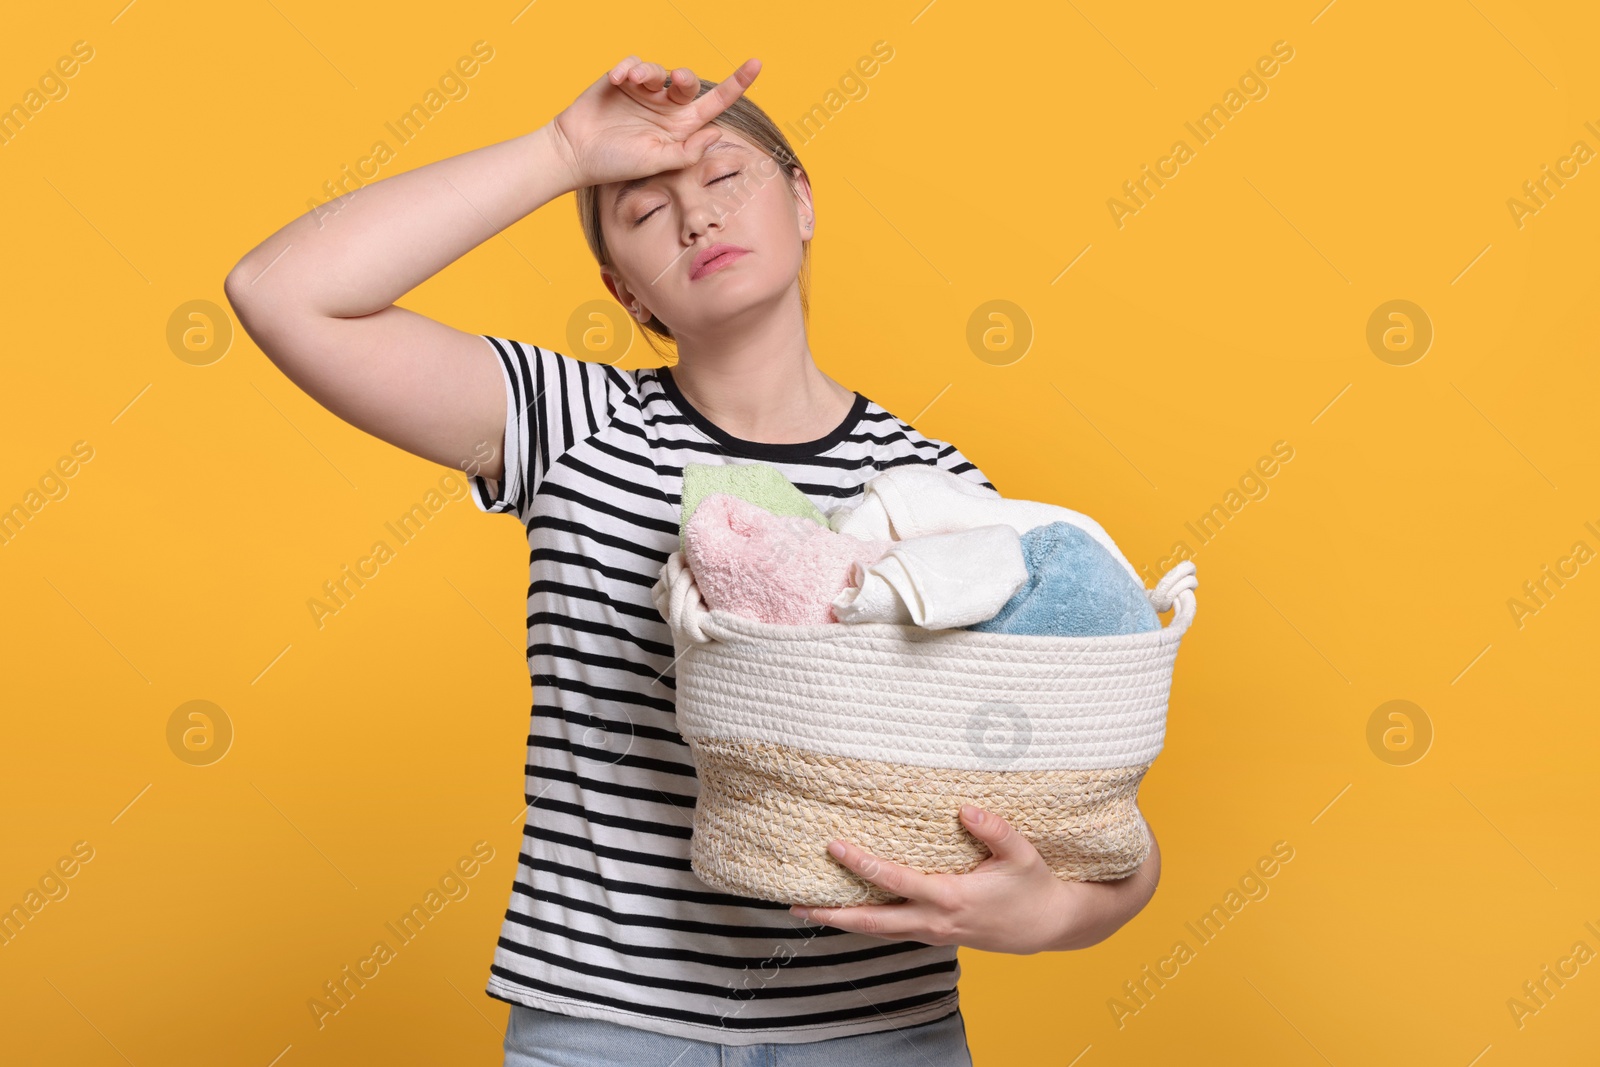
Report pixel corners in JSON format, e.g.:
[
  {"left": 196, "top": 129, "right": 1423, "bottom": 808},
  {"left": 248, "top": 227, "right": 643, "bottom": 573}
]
[
  {"left": 468, "top": 335, "right": 614, "bottom": 524},
  {"left": 927, "top": 438, "right": 998, "bottom": 494}
]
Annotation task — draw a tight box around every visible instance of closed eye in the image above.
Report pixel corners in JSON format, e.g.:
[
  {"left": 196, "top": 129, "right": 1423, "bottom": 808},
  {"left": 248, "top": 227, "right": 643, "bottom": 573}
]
[{"left": 631, "top": 170, "right": 744, "bottom": 226}]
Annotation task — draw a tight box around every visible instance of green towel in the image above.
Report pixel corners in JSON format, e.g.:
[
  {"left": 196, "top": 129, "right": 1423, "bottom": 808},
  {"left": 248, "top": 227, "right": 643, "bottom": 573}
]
[{"left": 679, "top": 461, "right": 829, "bottom": 549}]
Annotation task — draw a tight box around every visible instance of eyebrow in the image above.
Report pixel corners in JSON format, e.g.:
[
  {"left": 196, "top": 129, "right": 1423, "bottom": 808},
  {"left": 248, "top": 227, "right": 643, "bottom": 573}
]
[{"left": 610, "top": 141, "right": 750, "bottom": 217}]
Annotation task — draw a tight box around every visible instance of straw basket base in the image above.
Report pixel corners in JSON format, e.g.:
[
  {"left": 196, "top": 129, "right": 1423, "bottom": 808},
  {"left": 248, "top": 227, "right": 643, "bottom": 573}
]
[{"left": 688, "top": 736, "right": 1153, "bottom": 908}]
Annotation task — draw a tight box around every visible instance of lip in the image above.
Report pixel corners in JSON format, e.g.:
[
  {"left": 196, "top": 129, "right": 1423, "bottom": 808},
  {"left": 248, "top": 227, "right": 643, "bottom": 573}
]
[{"left": 689, "top": 243, "right": 751, "bottom": 280}]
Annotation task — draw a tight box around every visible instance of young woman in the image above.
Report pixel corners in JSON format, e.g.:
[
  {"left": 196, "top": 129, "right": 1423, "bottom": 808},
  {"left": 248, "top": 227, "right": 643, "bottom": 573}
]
[{"left": 225, "top": 55, "right": 1159, "bottom": 1066}]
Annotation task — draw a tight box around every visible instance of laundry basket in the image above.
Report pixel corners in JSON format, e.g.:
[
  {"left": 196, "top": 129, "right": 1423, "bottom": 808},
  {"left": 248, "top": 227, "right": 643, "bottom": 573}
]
[{"left": 650, "top": 550, "right": 1199, "bottom": 908}]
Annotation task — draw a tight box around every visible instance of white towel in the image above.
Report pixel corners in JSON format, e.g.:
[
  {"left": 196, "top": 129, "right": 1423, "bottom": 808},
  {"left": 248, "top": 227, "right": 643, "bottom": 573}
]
[
  {"left": 832, "top": 465, "right": 1142, "bottom": 583},
  {"left": 831, "top": 525, "right": 1028, "bottom": 628}
]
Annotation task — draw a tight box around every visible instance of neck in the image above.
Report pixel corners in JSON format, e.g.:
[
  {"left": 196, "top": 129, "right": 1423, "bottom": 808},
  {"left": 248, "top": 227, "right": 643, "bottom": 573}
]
[{"left": 665, "top": 287, "right": 854, "bottom": 443}]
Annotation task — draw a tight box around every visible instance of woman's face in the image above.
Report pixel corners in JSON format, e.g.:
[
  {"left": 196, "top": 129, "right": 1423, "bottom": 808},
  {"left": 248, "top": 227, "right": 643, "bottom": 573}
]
[{"left": 597, "top": 128, "right": 811, "bottom": 339}]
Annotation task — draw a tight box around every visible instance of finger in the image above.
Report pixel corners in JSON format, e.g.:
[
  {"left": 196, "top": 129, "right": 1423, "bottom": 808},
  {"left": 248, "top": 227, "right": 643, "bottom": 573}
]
[
  {"left": 671, "top": 125, "right": 723, "bottom": 167},
  {"left": 608, "top": 55, "right": 642, "bottom": 85},
  {"left": 691, "top": 57, "right": 762, "bottom": 124},
  {"left": 628, "top": 61, "right": 669, "bottom": 91},
  {"left": 790, "top": 901, "right": 924, "bottom": 940},
  {"left": 822, "top": 839, "right": 948, "bottom": 906},
  {"left": 960, "top": 804, "right": 1035, "bottom": 865},
  {"left": 663, "top": 67, "right": 696, "bottom": 102}
]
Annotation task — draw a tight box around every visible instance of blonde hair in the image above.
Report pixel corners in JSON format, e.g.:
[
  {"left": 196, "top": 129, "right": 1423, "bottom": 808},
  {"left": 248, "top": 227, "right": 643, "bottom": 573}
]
[{"left": 575, "top": 78, "right": 811, "bottom": 360}]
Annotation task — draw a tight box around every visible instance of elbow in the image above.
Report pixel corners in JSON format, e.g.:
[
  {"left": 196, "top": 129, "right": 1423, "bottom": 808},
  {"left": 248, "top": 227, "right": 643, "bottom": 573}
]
[
  {"left": 222, "top": 267, "right": 266, "bottom": 363},
  {"left": 222, "top": 259, "right": 296, "bottom": 371},
  {"left": 224, "top": 242, "right": 295, "bottom": 314},
  {"left": 224, "top": 257, "right": 293, "bottom": 350},
  {"left": 223, "top": 259, "right": 260, "bottom": 318}
]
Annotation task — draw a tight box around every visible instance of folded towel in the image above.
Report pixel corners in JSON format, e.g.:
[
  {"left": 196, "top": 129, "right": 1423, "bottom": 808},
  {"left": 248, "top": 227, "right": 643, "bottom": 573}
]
[
  {"left": 684, "top": 493, "right": 892, "bottom": 625},
  {"left": 831, "top": 525, "right": 1029, "bottom": 628},
  {"left": 831, "top": 465, "right": 1142, "bottom": 584},
  {"left": 680, "top": 461, "right": 828, "bottom": 550},
  {"left": 965, "top": 521, "right": 1160, "bottom": 636}
]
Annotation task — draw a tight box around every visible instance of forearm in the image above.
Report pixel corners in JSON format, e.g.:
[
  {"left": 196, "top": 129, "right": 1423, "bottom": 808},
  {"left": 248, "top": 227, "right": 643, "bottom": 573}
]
[
  {"left": 1049, "top": 822, "right": 1162, "bottom": 952},
  {"left": 226, "top": 122, "right": 578, "bottom": 318}
]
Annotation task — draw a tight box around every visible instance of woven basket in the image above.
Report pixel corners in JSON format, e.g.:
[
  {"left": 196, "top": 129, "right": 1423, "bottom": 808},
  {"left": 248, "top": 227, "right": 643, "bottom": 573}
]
[{"left": 651, "top": 550, "right": 1199, "bottom": 908}]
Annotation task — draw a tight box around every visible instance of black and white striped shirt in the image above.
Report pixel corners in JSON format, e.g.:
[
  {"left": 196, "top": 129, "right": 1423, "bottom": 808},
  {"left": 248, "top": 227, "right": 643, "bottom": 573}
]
[{"left": 467, "top": 335, "right": 996, "bottom": 1046}]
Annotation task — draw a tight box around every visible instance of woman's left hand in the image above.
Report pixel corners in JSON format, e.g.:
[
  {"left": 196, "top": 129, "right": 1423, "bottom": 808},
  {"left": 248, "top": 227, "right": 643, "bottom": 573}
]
[{"left": 788, "top": 804, "right": 1158, "bottom": 955}]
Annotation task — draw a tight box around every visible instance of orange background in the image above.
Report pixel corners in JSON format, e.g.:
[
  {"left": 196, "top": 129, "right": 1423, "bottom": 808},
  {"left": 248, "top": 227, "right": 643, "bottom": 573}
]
[{"left": 4, "top": 1, "right": 1598, "bottom": 1063}]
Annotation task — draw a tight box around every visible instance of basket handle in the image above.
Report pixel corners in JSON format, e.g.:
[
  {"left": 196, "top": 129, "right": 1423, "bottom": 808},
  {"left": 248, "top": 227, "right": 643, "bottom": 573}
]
[
  {"left": 653, "top": 550, "right": 714, "bottom": 645},
  {"left": 1147, "top": 559, "right": 1198, "bottom": 635}
]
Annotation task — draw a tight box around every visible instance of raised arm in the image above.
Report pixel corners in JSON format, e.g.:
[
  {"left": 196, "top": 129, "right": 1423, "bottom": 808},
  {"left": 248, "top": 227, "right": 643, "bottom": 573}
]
[
  {"left": 222, "top": 124, "right": 576, "bottom": 484},
  {"left": 222, "top": 55, "right": 760, "bottom": 485}
]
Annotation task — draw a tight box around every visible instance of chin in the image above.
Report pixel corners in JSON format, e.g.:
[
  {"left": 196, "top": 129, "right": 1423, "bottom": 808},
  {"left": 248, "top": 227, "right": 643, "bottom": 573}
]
[{"left": 680, "top": 272, "right": 791, "bottom": 323}]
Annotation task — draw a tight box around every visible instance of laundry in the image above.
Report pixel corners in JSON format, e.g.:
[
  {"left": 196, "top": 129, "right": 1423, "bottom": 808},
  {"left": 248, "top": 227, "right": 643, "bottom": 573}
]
[
  {"left": 679, "top": 461, "right": 829, "bottom": 550},
  {"left": 676, "top": 463, "right": 1161, "bottom": 636},
  {"left": 682, "top": 492, "right": 892, "bottom": 625},
  {"left": 830, "top": 464, "right": 1142, "bottom": 584},
  {"left": 830, "top": 524, "right": 1029, "bottom": 628},
  {"left": 965, "top": 521, "right": 1161, "bottom": 637}
]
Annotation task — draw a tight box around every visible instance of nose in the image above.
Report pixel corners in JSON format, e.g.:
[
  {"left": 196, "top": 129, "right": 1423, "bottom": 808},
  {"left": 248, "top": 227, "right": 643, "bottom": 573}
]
[{"left": 679, "top": 185, "right": 728, "bottom": 245}]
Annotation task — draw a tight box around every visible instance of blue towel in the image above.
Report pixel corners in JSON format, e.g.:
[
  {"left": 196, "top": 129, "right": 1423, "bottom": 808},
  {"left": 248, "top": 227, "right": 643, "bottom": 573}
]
[{"left": 964, "top": 521, "right": 1160, "bottom": 636}]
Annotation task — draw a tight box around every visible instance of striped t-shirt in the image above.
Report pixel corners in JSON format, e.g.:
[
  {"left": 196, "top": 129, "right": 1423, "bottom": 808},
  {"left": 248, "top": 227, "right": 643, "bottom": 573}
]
[{"left": 466, "top": 335, "right": 996, "bottom": 1046}]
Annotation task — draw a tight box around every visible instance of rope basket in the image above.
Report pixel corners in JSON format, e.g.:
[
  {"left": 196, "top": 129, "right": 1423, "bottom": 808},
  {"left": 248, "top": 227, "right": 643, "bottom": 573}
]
[{"left": 651, "top": 550, "right": 1199, "bottom": 908}]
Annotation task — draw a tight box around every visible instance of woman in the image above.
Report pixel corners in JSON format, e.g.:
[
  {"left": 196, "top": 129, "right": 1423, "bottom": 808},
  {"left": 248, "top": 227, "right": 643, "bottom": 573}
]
[{"left": 225, "top": 55, "right": 1158, "bottom": 1066}]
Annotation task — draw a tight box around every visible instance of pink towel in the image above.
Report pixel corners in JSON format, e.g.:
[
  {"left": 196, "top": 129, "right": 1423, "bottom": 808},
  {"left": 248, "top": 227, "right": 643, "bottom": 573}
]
[{"left": 684, "top": 494, "right": 892, "bottom": 624}]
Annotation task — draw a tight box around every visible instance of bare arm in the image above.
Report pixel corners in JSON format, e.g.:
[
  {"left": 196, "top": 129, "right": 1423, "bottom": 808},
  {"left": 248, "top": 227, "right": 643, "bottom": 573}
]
[
  {"left": 222, "top": 55, "right": 760, "bottom": 486},
  {"left": 223, "top": 124, "right": 578, "bottom": 483}
]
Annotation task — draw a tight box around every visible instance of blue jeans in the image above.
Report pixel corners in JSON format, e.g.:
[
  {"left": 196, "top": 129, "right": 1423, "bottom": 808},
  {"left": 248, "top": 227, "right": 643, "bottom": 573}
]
[{"left": 502, "top": 1003, "right": 974, "bottom": 1066}]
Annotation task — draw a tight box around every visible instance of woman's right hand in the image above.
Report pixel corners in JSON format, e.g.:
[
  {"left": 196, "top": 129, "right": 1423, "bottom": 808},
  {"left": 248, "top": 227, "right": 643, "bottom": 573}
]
[{"left": 545, "top": 56, "right": 762, "bottom": 191}]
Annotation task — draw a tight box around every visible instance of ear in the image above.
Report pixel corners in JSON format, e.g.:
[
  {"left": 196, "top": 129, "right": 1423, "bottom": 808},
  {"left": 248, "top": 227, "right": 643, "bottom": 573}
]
[
  {"left": 601, "top": 268, "right": 649, "bottom": 322},
  {"left": 791, "top": 166, "right": 815, "bottom": 236}
]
